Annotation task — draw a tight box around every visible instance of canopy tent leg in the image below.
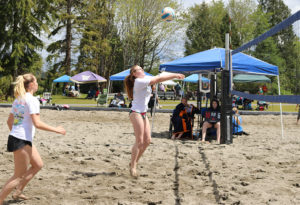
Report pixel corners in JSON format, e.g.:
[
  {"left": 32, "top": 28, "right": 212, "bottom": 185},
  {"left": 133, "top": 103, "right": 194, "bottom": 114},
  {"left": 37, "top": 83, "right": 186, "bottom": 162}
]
[
  {"left": 277, "top": 76, "right": 284, "bottom": 139},
  {"left": 181, "top": 82, "right": 185, "bottom": 100},
  {"left": 50, "top": 83, "right": 53, "bottom": 95},
  {"left": 151, "top": 83, "right": 159, "bottom": 136},
  {"left": 106, "top": 80, "right": 111, "bottom": 106}
]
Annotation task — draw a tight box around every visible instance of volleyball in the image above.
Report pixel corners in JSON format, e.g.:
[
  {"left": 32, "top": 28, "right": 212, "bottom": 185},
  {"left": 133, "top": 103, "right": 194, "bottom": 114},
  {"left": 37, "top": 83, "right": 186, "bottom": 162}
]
[{"left": 161, "top": 7, "right": 175, "bottom": 22}]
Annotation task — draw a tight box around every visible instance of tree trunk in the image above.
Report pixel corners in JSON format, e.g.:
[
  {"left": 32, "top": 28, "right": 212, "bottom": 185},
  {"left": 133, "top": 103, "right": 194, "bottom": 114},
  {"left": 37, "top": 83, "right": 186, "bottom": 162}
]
[{"left": 65, "top": 0, "right": 72, "bottom": 75}]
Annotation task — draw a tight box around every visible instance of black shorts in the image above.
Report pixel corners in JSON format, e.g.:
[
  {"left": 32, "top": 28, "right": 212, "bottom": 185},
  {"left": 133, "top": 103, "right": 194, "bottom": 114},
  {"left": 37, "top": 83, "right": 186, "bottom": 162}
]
[{"left": 7, "top": 135, "right": 32, "bottom": 152}]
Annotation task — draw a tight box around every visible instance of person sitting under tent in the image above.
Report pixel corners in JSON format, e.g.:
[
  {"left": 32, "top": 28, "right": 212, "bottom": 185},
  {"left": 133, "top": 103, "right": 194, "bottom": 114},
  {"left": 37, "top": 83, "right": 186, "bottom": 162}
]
[
  {"left": 232, "top": 107, "right": 249, "bottom": 136},
  {"left": 86, "top": 88, "right": 96, "bottom": 99},
  {"left": 171, "top": 97, "right": 200, "bottom": 140},
  {"left": 109, "top": 92, "right": 126, "bottom": 108},
  {"left": 201, "top": 98, "right": 221, "bottom": 144}
]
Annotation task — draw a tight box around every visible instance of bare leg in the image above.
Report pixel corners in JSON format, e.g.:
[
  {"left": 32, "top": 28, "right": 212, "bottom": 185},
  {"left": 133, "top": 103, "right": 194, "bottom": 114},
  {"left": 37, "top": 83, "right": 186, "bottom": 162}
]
[
  {"left": 0, "top": 146, "right": 30, "bottom": 204},
  {"left": 136, "top": 116, "right": 151, "bottom": 163},
  {"left": 214, "top": 122, "right": 221, "bottom": 144},
  {"left": 129, "top": 113, "right": 145, "bottom": 177},
  {"left": 201, "top": 122, "right": 212, "bottom": 143},
  {"left": 13, "top": 145, "right": 43, "bottom": 199},
  {"left": 176, "top": 132, "right": 183, "bottom": 139}
]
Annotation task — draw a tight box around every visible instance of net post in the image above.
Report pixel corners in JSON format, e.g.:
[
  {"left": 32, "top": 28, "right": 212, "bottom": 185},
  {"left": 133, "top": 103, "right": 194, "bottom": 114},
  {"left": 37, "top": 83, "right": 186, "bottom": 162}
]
[{"left": 221, "top": 33, "right": 233, "bottom": 144}]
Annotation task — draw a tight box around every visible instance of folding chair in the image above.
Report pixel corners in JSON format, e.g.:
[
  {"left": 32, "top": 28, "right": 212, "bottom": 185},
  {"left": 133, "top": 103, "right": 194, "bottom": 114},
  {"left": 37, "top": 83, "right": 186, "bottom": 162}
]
[
  {"left": 96, "top": 94, "right": 107, "bottom": 106},
  {"left": 42, "top": 92, "right": 52, "bottom": 106}
]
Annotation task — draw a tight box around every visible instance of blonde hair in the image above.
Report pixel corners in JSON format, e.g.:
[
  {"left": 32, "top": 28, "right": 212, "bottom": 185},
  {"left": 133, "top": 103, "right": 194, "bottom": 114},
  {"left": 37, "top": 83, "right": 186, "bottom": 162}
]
[
  {"left": 233, "top": 107, "right": 238, "bottom": 114},
  {"left": 13, "top": 73, "right": 36, "bottom": 99},
  {"left": 124, "top": 65, "right": 138, "bottom": 100}
]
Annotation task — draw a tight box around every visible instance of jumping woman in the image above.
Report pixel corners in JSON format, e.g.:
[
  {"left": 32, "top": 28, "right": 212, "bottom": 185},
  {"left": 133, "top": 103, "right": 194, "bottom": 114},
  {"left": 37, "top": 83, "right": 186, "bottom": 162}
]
[
  {"left": 0, "top": 73, "right": 66, "bottom": 205},
  {"left": 124, "top": 65, "right": 184, "bottom": 177}
]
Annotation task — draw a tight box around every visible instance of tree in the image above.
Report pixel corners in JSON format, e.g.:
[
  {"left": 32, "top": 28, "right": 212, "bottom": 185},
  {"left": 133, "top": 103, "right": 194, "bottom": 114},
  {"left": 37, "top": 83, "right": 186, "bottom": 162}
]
[
  {"left": 115, "top": 0, "right": 182, "bottom": 72},
  {"left": 46, "top": 0, "right": 82, "bottom": 76},
  {"left": 251, "top": 7, "right": 284, "bottom": 94},
  {"left": 227, "top": 0, "right": 257, "bottom": 44},
  {"left": 185, "top": 2, "right": 217, "bottom": 55},
  {"left": 184, "top": 1, "right": 241, "bottom": 55},
  {"left": 0, "top": 0, "right": 53, "bottom": 99},
  {"left": 76, "top": 0, "right": 123, "bottom": 79},
  {"left": 259, "top": 0, "right": 298, "bottom": 94}
]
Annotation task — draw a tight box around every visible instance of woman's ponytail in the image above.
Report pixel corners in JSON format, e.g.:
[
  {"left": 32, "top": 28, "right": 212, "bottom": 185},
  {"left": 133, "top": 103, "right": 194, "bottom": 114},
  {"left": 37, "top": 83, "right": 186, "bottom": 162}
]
[{"left": 13, "top": 73, "right": 35, "bottom": 99}]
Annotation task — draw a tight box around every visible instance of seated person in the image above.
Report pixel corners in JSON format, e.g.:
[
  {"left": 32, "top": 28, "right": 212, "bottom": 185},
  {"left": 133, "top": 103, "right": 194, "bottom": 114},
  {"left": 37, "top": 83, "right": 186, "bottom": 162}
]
[
  {"left": 232, "top": 107, "right": 249, "bottom": 135},
  {"left": 86, "top": 88, "right": 96, "bottom": 99},
  {"left": 109, "top": 92, "right": 126, "bottom": 107},
  {"left": 201, "top": 98, "right": 221, "bottom": 144},
  {"left": 243, "top": 98, "right": 252, "bottom": 110},
  {"left": 256, "top": 100, "right": 268, "bottom": 110},
  {"left": 171, "top": 97, "right": 200, "bottom": 140}
]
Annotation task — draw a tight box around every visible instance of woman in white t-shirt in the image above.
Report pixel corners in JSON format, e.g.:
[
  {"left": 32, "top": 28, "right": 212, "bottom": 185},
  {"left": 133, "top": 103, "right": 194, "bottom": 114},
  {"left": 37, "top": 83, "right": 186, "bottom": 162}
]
[
  {"left": 124, "top": 65, "right": 184, "bottom": 177},
  {"left": 0, "top": 74, "right": 66, "bottom": 204}
]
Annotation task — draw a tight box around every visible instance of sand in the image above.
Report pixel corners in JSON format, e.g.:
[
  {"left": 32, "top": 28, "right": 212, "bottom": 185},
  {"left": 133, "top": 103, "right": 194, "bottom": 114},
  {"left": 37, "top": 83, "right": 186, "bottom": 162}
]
[{"left": 0, "top": 107, "right": 299, "bottom": 205}]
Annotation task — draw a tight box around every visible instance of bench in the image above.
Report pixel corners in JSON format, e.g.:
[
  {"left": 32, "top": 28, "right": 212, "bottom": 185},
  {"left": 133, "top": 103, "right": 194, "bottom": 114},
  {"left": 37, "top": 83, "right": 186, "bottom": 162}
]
[{"left": 157, "top": 91, "right": 176, "bottom": 100}]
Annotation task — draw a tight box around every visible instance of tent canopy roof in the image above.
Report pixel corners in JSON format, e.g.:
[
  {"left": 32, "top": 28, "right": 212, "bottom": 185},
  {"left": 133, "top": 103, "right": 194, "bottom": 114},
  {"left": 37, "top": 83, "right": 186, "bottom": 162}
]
[
  {"left": 53, "top": 75, "right": 72, "bottom": 83},
  {"left": 183, "top": 74, "right": 210, "bottom": 83},
  {"left": 233, "top": 74, "right": 271, "bottom": 83},
  {"left": 159, "top": 48, "right": 278, "bottom": 76},
  {"left": 71, "top": 71, "right": 107, "bottom": 84},
  {"left": 110, "top": 69, "right": 153, "bottom": 81}
]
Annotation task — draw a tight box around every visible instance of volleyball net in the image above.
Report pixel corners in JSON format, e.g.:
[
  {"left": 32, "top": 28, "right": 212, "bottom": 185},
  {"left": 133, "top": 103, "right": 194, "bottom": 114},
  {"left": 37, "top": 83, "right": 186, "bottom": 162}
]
[{"left": 231, "top": 10, "right": 300, "bottom": 104}]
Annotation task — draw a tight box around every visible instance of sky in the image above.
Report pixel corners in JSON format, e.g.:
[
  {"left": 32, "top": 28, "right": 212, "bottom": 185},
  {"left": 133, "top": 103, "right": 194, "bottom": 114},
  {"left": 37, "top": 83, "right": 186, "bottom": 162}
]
[{"left": 41, "top": 0, "right": 300, "bottom": 70}]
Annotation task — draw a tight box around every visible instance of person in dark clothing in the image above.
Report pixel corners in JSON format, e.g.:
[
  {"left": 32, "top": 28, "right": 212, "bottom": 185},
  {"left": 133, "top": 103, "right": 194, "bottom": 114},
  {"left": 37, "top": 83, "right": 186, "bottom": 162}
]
[
  {"left": 201, "top": 98, "right": 221, "bottom": 144},
  {"left": 148, "top": 85, "right": 159, "bottom": 117},
  {"left": 171, "top": 97, "right": 200, "bottom": 140}
]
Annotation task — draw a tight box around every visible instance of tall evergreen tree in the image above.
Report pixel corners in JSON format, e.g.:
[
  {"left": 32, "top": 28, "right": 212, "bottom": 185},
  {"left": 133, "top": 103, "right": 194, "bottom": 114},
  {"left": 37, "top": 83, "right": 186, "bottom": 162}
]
[
  {"left": 185, "top": 1, "right": 240, "bottom": 55},
  {"left": 0, "top": 0, "right": 53, "bottom": 99},
  {"left": 259, "top": 0, "right": 298, "bottom": 94},
  {"left": 77, "top": 0, "right": 123, "bottom": 79},
  {"left": 46, "top": 0, "right": 82, "bottom": 76}
]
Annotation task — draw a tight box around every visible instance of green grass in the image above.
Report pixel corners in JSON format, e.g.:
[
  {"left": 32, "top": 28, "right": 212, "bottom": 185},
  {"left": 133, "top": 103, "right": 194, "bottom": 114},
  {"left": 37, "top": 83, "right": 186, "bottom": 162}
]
[{"left": 0, "top": 95, "right": 297, "bottom": 112}]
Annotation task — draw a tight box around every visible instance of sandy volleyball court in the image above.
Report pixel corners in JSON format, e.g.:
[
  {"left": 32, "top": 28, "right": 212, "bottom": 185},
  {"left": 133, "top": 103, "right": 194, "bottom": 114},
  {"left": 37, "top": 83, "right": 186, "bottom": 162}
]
[{"left": 0, "top": 107, "right": 299, "bottom": 205}]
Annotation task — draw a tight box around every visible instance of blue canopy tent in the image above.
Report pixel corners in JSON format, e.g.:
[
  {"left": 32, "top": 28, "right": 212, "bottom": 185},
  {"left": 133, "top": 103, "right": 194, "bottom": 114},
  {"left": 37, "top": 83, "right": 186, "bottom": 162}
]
[
  {"left": 182, "top": 74, "right": 211, "bottom": 98},
  {"left": 159, "top": 47, "right": 280, "bottom": 106},
  {"left": 51, "top": 75, "right": 72, "bottom": 94},
  {"left": 53, "top": 75, "right": 72, "bottom": 83},
  {"left": 160, "top": 48, "right": 278, "bottom": 76},
  {"left": 108, "top": 68, "right": 153, "bottom": 92},
  {"left": 183, "top": 74, "right": 210, "bottom": 83},
  {"left": 109, "top": 69, "right": 153, "bottom": 81},
  {"left": 107, "top": 69, "right": 153, "bottom": 105}
]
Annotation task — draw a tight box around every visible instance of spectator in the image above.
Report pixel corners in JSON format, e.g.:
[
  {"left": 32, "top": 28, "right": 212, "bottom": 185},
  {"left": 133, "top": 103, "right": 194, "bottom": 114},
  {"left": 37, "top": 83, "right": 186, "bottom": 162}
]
[
  {"left": 232, "top": 107, "right": 249, "bottom": 135},
  {"left": 174, "top": 83, "right": 182, "bottom": 97},
  {"left": 262, "top": 84, "right": 268, "bottom": 94},
  {"left": 148, "top": 85, "right": 159, "bottom": 117},
  {"left": 109, "top": 92, "right": 126, "bottom": 108},
  {"left": 159, "top": 83, "right": 165, "bottom": 92},
  {"left": 201, "top": 98, "right": 221, "bottom": 144},
  {"left": 258, "top": 86, "right": 263, "bottom": 95},
  {"left": 171, "top": 97, "right": 200, "bottom": 140}
]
